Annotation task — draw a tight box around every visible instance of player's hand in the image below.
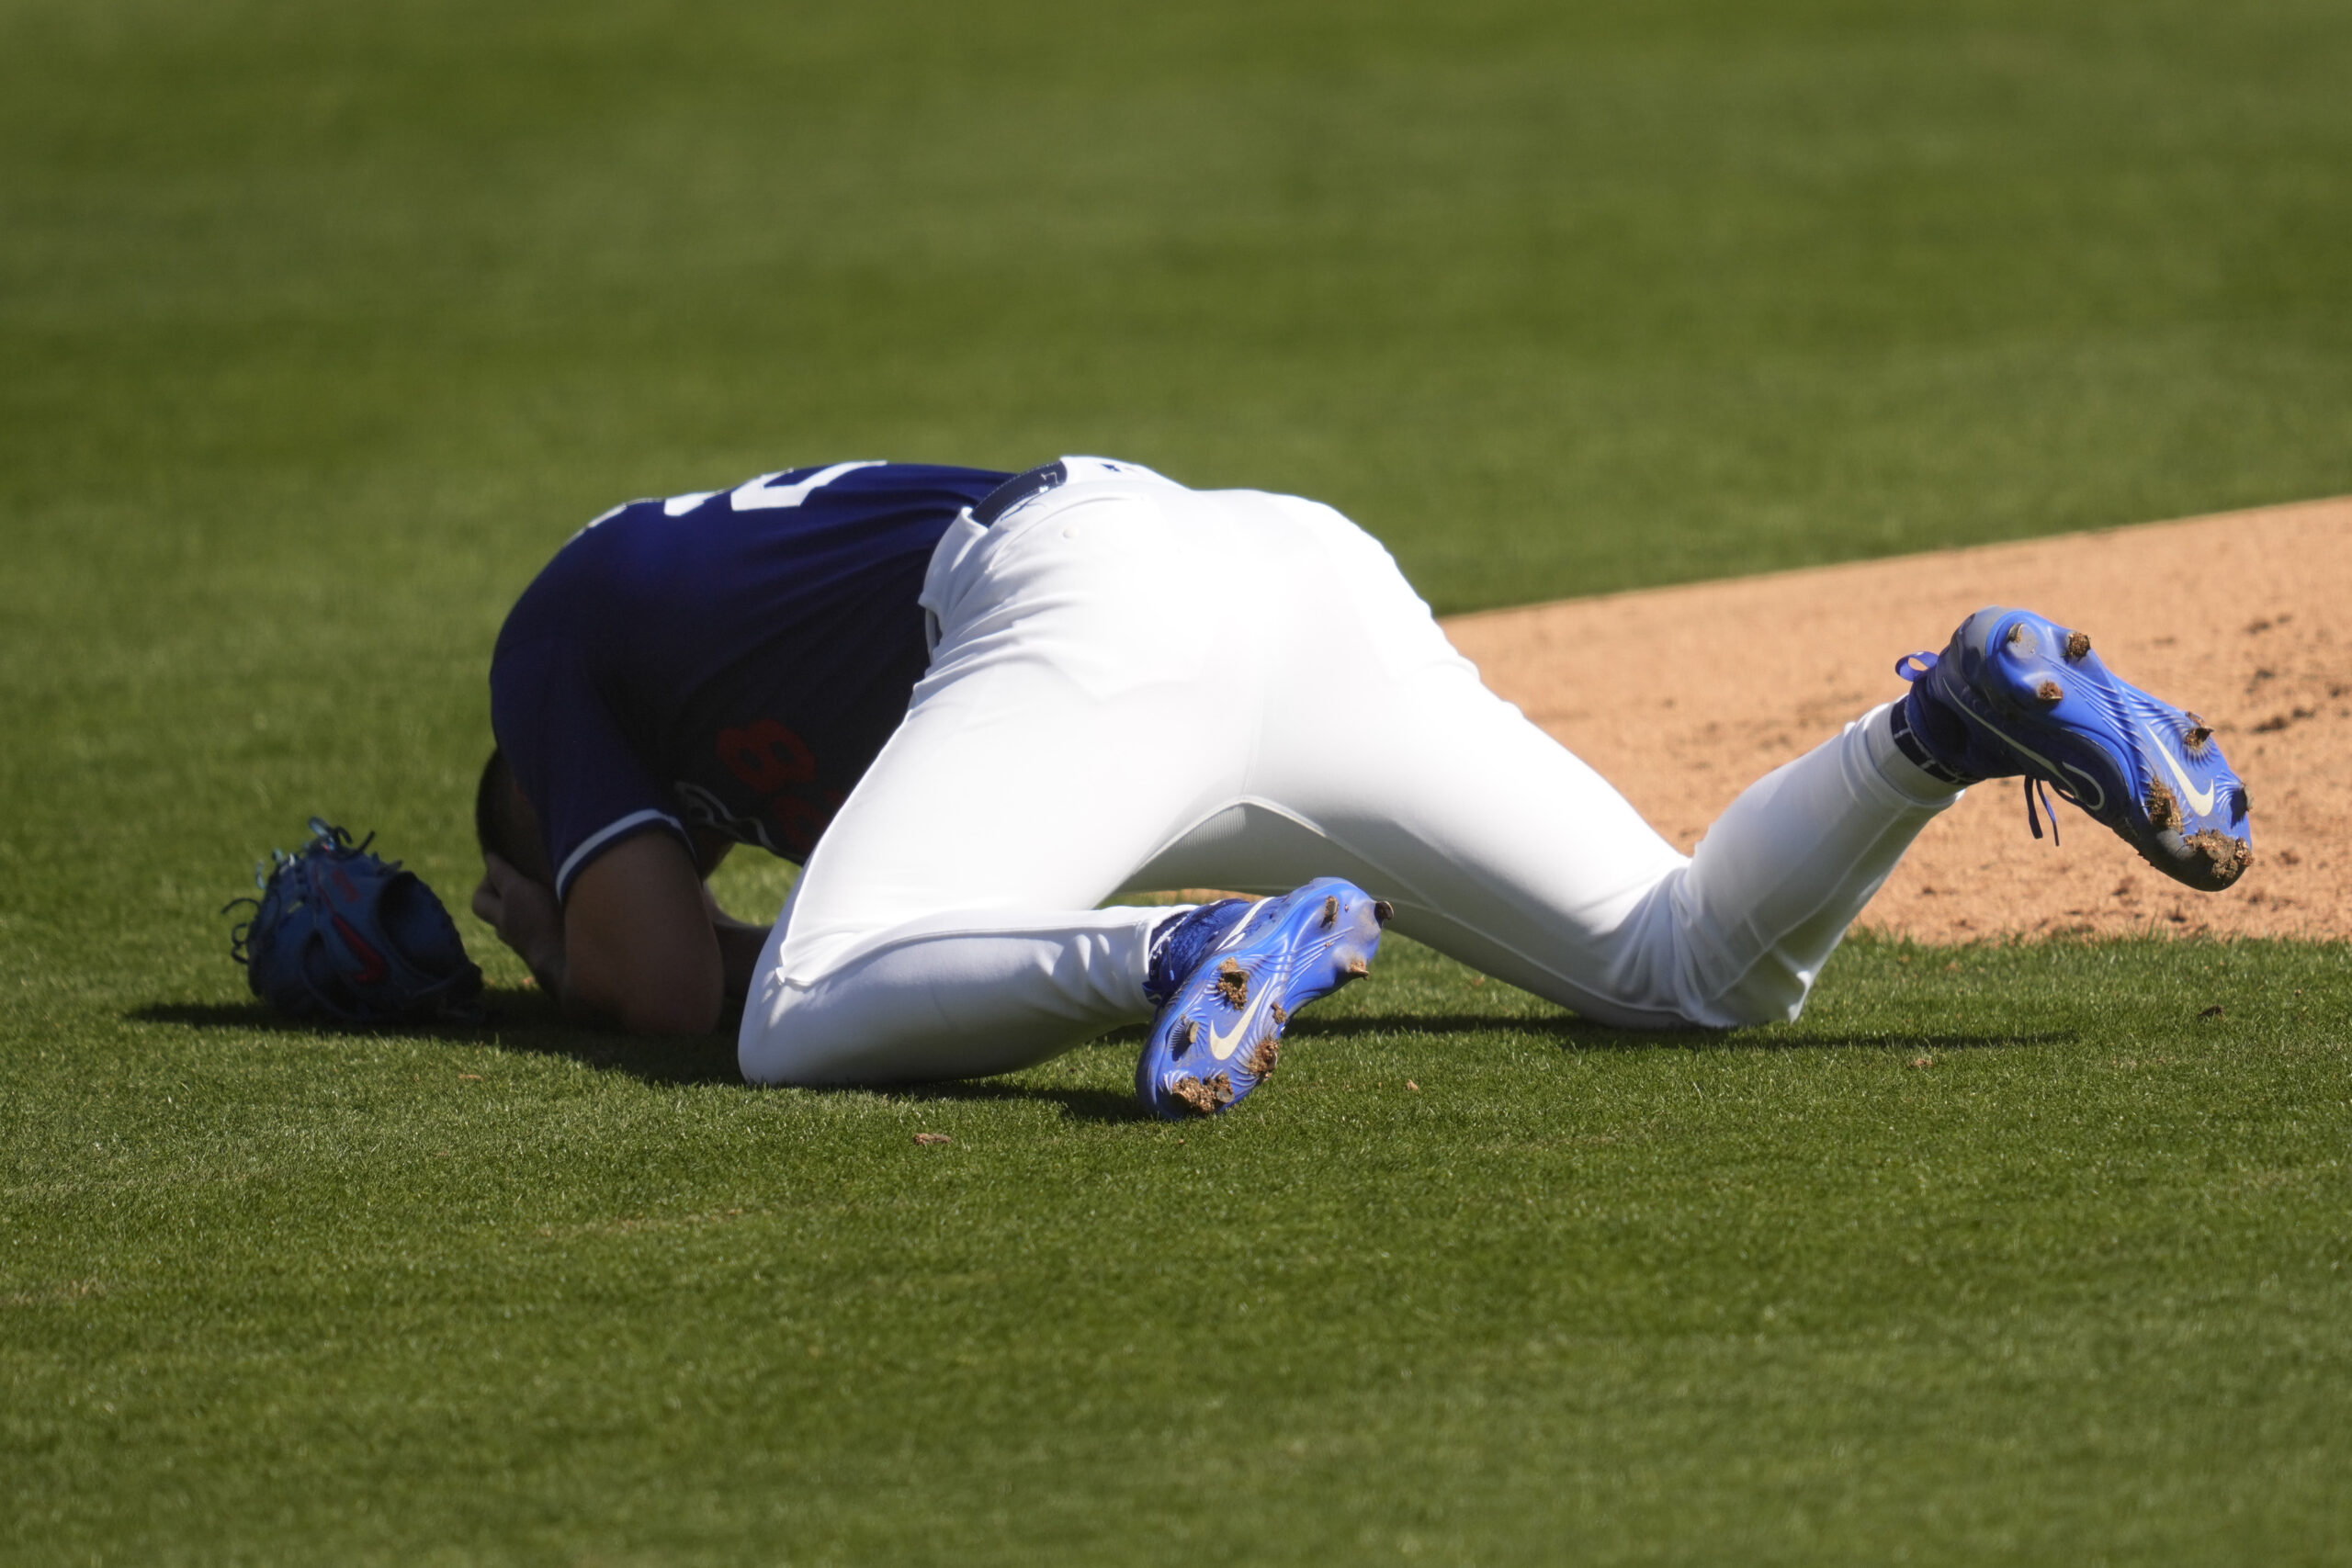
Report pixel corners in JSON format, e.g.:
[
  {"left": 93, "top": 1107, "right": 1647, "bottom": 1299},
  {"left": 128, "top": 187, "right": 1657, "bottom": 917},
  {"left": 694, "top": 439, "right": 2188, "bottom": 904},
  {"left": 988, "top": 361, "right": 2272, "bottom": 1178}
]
[{"left": 472, "top": 852, "right": 567, "bottom": 986}]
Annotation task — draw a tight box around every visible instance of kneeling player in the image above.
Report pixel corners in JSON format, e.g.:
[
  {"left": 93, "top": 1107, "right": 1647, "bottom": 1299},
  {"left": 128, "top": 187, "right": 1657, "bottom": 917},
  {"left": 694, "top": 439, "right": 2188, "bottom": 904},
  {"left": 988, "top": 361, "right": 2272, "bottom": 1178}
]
[{"left": 471, "top": 457, "right": 2251, "bottom": 1117}]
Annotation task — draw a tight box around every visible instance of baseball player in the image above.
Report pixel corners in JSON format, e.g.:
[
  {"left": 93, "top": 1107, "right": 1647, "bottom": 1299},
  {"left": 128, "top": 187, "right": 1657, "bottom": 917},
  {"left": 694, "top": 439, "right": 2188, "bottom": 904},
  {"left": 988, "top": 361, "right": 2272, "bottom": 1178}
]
[{"left": 471, "top": 457, "right": 2251, "bottom": 1117}]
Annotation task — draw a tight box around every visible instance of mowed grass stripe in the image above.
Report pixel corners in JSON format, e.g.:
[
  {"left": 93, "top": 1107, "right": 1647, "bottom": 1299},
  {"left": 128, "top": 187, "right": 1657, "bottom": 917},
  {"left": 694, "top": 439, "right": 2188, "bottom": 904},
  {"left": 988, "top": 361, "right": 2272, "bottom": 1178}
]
[
  {"left": 6, "top": 0, "right": 2352, "bottom": 610},
  {"left": 6, "top": 935, "right": 2349, "bottom": 1562}
]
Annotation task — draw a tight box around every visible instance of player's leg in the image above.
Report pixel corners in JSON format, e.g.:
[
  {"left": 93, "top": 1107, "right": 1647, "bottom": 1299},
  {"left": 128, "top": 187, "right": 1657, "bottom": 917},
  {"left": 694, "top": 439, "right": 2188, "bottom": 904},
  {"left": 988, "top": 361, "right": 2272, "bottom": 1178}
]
[
  {"left": 1546, "top": 603, "right": 2258, "bottom": 1021},
  {"left": 737, "top": 472, "right": 1274, "bottom": 1086},
  {"left": 1127, "top": 491, "right": 1959, "bottom": 1028}
]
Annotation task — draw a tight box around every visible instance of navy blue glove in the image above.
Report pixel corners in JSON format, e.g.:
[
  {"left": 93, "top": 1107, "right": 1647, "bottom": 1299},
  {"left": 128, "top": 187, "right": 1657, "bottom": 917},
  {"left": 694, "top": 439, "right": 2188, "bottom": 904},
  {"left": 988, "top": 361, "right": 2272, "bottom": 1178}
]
[{"left": 226, "top": 818, "right": 484, "bottom": 1026}]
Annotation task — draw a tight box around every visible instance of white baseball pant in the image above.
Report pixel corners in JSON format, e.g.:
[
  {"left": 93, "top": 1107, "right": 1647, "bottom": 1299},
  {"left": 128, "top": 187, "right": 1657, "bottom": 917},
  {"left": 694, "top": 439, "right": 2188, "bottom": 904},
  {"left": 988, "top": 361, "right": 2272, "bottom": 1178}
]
[{"left": 738, "top": 461, "right": 1960, "bottom": 1085}]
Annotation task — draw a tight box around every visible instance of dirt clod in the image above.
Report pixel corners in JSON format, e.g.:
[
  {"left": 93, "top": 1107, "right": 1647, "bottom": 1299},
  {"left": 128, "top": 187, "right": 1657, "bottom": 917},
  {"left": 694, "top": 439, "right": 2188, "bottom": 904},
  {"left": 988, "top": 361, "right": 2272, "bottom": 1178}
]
[
  {"left": 2147, "top": 780, "right": 2184, "bottom": 833},
  {"left": 2064, "top": 629, "right": 2092, "bottom": 661},
  {"left": 2199, "top": 1004, "right": 2226, "bottom": 1020},
  {"left": 1249, "top": 1038, "right": 1280, "bottom": 1077},
  {"left": 1270, "top": 1001, "right": 1288, "bottom": 1026},
  {"left": 2184, "top": 715, "right": 2214, "bottom": 756},
  {"left": 2036, "top": 679, "right": 2064, "bottom": 704},
  {"left": 1321, "top": 894, "right": 1339, "bottom": 929},
  {"left": 1216, "top": 959, "right": 1248, "bottom": 1008},
  {"left": 2188, "top": 829, "right": 2253, "bottom": 886},
  {"left": 914, "top": 1133, "right": 951, "bottom": 1145},
  {"left": 1167, "top": 1076, "right": 1221, "bottom": 1116}
]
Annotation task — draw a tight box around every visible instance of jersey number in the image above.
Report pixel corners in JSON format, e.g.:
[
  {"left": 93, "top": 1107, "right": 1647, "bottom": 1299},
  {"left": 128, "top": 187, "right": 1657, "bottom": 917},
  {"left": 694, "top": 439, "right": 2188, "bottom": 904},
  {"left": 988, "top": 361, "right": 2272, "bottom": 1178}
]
[{"left": 662, "top": 460, "right": 884, "bottom": 518}]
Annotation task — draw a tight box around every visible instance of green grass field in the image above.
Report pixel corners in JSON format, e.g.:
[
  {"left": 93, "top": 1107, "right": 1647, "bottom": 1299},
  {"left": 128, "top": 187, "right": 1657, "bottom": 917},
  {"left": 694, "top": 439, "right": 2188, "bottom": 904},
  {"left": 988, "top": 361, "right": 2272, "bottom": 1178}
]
[{"left": 5, "top": 0, "right": 2350, "bottom": 1561}]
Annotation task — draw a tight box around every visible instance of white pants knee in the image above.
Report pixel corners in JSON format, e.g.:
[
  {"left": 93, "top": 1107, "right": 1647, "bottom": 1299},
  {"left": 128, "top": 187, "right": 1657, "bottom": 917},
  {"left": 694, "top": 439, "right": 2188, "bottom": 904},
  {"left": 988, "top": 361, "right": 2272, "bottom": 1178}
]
[{"left": 738, "top": 465, "right": 1958, "bottom": 1085}]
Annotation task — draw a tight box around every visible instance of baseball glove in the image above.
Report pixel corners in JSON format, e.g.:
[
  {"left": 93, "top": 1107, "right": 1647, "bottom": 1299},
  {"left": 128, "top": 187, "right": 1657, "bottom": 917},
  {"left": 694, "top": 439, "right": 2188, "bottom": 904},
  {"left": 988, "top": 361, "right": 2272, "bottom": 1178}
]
[{"left": 225, "top": 818, "right": 484, "bottom": 1026}]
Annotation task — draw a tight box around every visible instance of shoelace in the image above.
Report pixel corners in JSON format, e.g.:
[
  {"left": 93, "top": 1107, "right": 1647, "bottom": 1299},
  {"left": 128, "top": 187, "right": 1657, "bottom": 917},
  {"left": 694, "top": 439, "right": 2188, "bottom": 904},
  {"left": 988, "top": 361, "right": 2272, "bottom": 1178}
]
[
  {"left": 1897, "top": 649, "right": 2064, "bottom": 848},
  {"left": 2022, "top": 777, "right": 2061, "bottom": 845}
]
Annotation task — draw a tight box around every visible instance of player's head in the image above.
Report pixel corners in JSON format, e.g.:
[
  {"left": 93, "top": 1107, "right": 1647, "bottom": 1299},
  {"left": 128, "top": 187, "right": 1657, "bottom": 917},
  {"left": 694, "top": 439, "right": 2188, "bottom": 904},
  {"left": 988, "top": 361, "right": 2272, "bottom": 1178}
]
[{"left": 474, "top": 748, "right": 554, "bottom": 886}]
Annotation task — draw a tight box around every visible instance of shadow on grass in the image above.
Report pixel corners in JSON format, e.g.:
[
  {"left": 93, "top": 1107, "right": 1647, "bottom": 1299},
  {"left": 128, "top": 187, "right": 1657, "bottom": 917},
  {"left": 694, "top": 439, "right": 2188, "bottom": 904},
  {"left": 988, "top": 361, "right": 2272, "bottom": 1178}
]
[
  {"left": 132, "top": 999, "right": 506, "bottom": 1044},
  {"left": 134, "top": 995, "right": 2072, "bottom": 1109},
  {"left": 130, "top": 994, "right": 1144, "bottom": 1118},
  {"left": 133, "top": 994, "right": 744, "bottom": 1086},
  {"left": 1288, "top": 1012, "right": 2075, "bottom": 1055},
  {"left": 864, "top": 1078, "right": 1151, "bottom": 1124}
]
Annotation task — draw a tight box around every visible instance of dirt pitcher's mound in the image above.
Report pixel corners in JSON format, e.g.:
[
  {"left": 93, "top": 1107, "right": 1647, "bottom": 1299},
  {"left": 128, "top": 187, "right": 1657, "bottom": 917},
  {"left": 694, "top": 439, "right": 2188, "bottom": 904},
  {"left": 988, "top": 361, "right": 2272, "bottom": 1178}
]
[{"left": 1443, "top": 497, "right": 2350, "bottom": 942}]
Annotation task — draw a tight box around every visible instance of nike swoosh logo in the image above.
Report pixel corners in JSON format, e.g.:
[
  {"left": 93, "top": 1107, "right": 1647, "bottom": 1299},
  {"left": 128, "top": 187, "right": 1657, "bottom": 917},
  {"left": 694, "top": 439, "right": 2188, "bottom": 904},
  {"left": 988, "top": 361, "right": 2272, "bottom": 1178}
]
[
  {"left": 2145, "top": 725, "right": 2218, "bottom": 817},
  {"left": 1207, "top": 1003, "right": 1256, "bottom": 1062}
]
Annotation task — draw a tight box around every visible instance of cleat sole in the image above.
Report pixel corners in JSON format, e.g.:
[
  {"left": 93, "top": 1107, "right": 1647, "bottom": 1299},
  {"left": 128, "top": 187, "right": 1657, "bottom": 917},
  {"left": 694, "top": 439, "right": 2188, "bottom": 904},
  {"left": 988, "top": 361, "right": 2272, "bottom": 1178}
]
[
  {"left": 1134, "top": 877, "right": 1388, "bottom": 1120},
  {"left": 1930, "top": 607, "right": 2253, "bottom": 890}
]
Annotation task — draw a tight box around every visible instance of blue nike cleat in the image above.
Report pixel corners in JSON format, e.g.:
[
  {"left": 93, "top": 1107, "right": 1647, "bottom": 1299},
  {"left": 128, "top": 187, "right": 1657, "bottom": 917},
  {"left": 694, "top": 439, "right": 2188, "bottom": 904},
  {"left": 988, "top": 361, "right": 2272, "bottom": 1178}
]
[
  {"left": 1891, "top": 606, "right": 2253, "bottom": 891},
  {"left": 1135, "top": 877, "right": 1392, "bottom": 1119}
]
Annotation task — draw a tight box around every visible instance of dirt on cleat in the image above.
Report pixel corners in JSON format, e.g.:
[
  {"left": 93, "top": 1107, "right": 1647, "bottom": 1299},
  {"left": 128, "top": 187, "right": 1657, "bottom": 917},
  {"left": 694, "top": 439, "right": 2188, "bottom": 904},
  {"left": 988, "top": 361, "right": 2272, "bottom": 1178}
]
[
  {"left": 1134, "top": 875, "right": 1390, "bottom": 1121},
  {"left": 1914, "top": 606, "right": 2256, "bottom": 893},
  {"left": 1167, "top": 1075, "right": 1221, "bottom": 1116},
  {"left": 2188, "top": 829, "right": 2254, "bottom": 883}
]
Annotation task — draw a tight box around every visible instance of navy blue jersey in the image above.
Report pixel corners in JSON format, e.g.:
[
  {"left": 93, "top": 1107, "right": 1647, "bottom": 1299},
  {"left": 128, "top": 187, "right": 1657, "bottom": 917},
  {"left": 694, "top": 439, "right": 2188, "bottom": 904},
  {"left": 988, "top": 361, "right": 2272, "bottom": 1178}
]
[{"left": 491, "top": 461, "right": 1010, "bottom": 897}]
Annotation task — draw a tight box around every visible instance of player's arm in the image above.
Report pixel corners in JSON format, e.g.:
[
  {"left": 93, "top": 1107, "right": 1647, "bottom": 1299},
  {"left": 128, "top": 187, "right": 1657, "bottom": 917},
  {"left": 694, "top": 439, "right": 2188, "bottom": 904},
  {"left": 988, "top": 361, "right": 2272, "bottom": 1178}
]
[
  {"left": 560, "top": 832, "right": 731, "bottom": 1034},
  {"left": 476, "top": 831, "right": 731, "bottom": 1034}
]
